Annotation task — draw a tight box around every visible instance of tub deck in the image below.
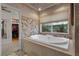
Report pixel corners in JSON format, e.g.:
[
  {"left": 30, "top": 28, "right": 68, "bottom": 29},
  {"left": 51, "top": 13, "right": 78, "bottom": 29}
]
[{"left": 22, "top": 37, "right": 75, "bottom": 56}]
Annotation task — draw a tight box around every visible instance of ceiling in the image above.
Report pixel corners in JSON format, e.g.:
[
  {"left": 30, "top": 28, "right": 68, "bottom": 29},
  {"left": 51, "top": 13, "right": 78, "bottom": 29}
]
[{"left": 26, "top": 3, "right": 57, "bottom": 11}]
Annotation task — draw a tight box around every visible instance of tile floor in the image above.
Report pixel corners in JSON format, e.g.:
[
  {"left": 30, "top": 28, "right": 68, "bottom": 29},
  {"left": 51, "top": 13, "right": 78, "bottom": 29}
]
[{"left": 9, "top": 50, "right": 27, "bottom": 56}]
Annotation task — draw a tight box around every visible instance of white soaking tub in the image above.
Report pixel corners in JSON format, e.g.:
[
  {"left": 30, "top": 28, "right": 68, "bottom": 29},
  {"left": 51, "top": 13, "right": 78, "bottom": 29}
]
[{"left": 30, "top": 34, "right": 69, "bottom": 49}]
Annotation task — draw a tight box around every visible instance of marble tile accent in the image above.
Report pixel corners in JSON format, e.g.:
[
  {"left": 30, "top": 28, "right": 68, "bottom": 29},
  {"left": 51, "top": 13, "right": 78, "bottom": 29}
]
[{"left": 21, "top": 16, "right": 39, "bottom": 38}]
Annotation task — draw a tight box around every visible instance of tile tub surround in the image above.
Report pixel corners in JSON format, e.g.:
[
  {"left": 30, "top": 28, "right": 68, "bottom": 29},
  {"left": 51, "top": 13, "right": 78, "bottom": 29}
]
[
  {"left": 22, "top": 39, "right": 69, "bottom": 56},
  {"left": 22, "top": 37, "right": 74, "bottom": 56}
]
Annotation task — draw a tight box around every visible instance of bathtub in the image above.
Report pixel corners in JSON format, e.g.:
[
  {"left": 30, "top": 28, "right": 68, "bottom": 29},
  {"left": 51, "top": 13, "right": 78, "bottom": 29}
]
[{"left": 29, "top": 34, "right": 69, "bottom": 49}]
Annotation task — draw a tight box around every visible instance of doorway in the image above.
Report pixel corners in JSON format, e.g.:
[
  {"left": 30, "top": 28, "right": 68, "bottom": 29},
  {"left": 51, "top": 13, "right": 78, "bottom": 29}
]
[{"left": 12, "top": 24, "right": 19, "bottom": 43}]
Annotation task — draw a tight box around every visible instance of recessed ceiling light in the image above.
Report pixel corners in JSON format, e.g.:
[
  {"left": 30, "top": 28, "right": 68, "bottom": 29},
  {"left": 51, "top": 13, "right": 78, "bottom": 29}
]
[{"left": 38, "top": 8, "right": 42, "bottom": 11}]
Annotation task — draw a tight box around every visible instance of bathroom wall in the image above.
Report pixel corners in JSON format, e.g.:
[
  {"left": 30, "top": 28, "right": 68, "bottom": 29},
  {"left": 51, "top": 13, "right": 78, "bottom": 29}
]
[
  {"left": 40, "top": 4, "right": 72, "bottom": 38},
  {"left": 0, "top": 3, "right": 2, "bottom": 55},
  {"left": 1, "top": 5, "right": 12, "bottom": 55},
  {"left": 75, "top": 4, "right": 79, "bottom": 56},
  {"left": 21, "top": 16, "right": 39, "bottom": 38},
  {"left": 7, "top": 4, "right": 39, "bottom": 38},
  {"left": 1, "top": 3, "right": 39, "bottom": 55}
]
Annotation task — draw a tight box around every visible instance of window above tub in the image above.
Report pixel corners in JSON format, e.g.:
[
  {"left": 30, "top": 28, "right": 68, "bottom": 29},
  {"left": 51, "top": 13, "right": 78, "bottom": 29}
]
[
  {"left": 40, "top": 20, "right": 69, "bottom": 34},
  {"left": 39, "top": 4, "right": 70, "bottom": 34}
]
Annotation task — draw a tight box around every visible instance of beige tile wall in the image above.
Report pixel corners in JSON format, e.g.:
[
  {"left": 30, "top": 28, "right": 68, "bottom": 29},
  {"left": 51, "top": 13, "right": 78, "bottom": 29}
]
[
  {"left": 75, "top": 4, "right": 79, "bottom": 56},
  {"left": 40, "top": 4, "right": 72, "bottom": 39}
]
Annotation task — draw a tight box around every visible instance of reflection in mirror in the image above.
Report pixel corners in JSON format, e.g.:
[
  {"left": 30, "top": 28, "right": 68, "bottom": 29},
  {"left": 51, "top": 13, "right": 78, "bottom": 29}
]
[{"left": 40, "top": 20, "right": 68, "bottom": 33}]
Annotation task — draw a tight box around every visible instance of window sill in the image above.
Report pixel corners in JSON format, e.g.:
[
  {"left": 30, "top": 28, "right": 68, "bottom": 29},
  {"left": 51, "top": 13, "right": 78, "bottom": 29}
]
[{"left": 40, "top": 32, "right": 69, "bottom": 35}]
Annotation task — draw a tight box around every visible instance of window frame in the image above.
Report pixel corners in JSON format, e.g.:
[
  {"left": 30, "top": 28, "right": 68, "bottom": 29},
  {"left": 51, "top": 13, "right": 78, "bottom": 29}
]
[{"left": 40, "top": 20, "right": 69, "bottom": 34}]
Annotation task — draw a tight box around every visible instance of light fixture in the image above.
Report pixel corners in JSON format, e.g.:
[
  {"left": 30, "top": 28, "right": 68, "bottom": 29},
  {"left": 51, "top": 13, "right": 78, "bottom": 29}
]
[{"left": 38, "top": 8, "right": 42, "bottom": 11}]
